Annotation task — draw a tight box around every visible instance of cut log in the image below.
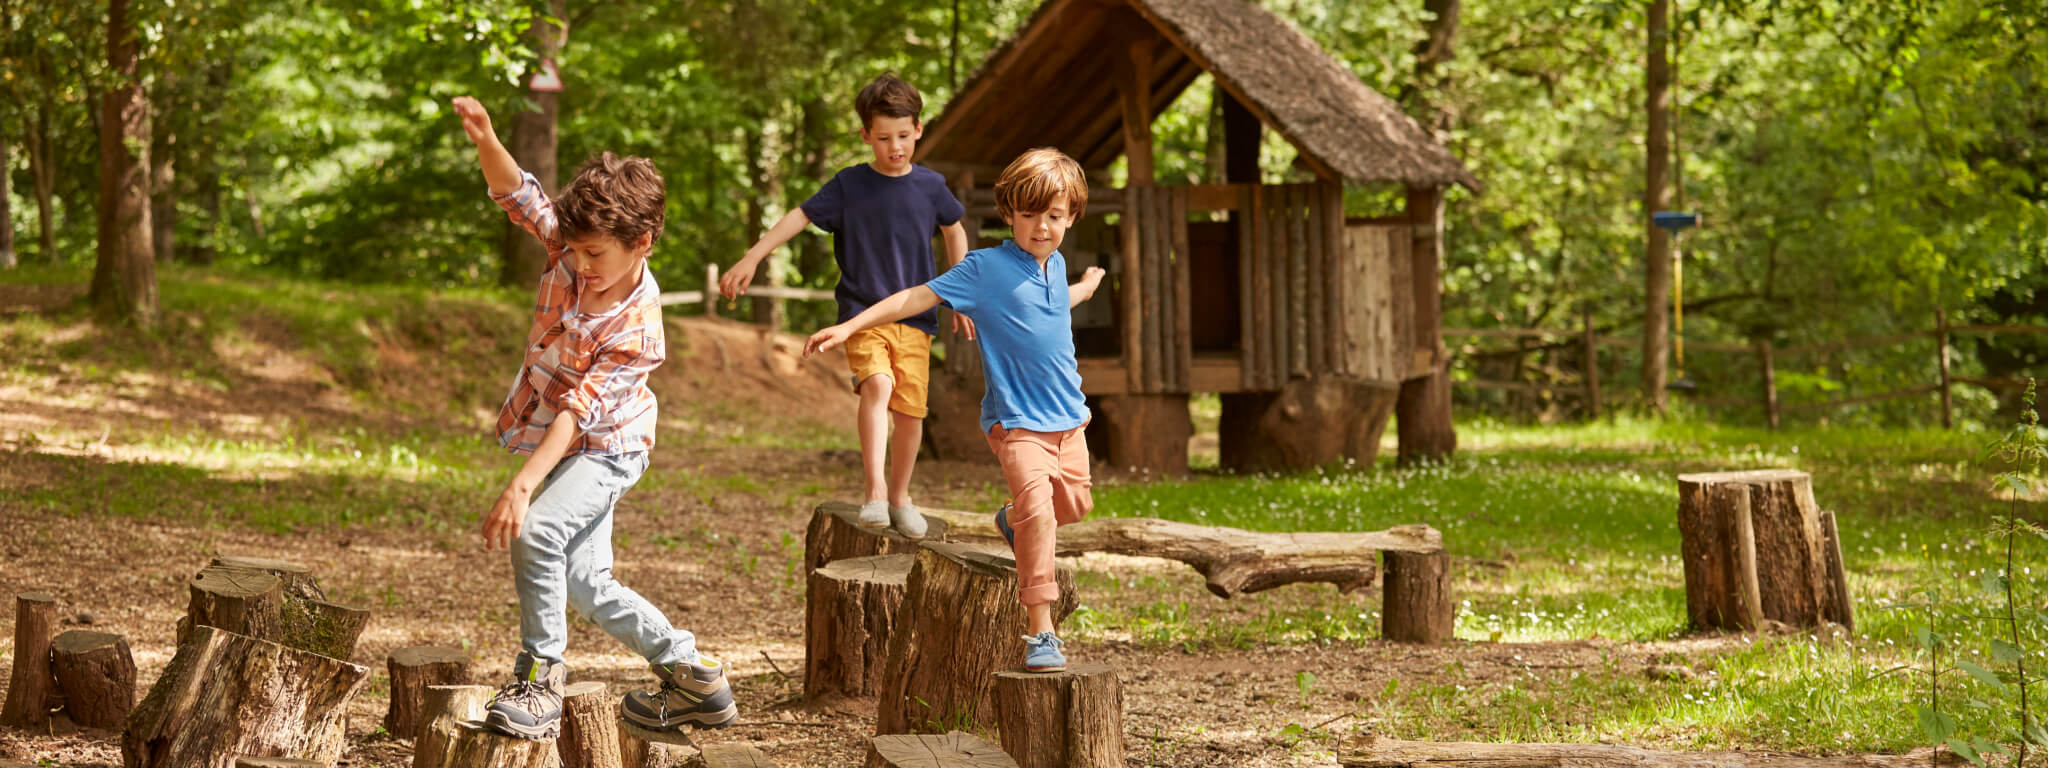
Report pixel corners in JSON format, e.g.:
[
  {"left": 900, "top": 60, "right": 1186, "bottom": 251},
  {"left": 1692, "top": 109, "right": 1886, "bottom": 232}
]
[
  {"left": 558, "top": 681, "right": 622, "bottom": 768},
  {"left": 619, "top": 722, "right": 697, "bottom": 768},
  {"left": 208, "top": 556, "right": 325, "bottom": 602},
  {"left": 296, "top": 600, "right": 371, "bottom": 661},
  {"left": 179, "top": 558, "right": 369, "bottom": 660},
  {"left": 414, "top": 685, "right": 494, "bottom": 768},
  {"left": 1093, "top": 393, "right": 1191, "bottom": 476},
  {"left": 807, "top": 502, "right": 950, "bottom": 575},
  {"left": 51, "top": 629, "right": 137, "bottom": 728},
  {"left": 177, "top": 567, "right": 284, "bottom": 648},
  {"left": 1, "top": 592, "right": 58, "bottom": 727},
  {"left": 691, "top": 745, "right": 779, "bottom": 767},
  {"left": 1381, "top": 550, "right": 1456, "bottom": 644},
  {"left": 386, "top": 646, "right": 473, "bottom": 738},
  {"left": 805, "top": 554, "right": 911, "bottom": 701},
  {"left": 440, "top": 720, "right": 552, "bottom": 768},
  {"left": 992, "top": 664, "right": 1123, "bottom": 768},
  {"left": 122, "top": 625, "right": 368, "bottom": 768},
  {"left": 1053, "top": 518, "right": 1441, "bottom": 598},
  {"left": 875, "top": 542, "right": 1075, "bottom": 736},
  {"left": 866, "top": 731, "right": 1018, "bottom": 768},
  {"left": 234, "top": 759, "right": 328, "bottom": 768},
  {"left": 1677, "top": 470, "right": 1853, "bottom": 632},
  {"left": 1342, "top": 736, "right": 1943, "bottom": 767},
  {"left": 1221, "top": 377, "right": 1397, "bottom": 473}
]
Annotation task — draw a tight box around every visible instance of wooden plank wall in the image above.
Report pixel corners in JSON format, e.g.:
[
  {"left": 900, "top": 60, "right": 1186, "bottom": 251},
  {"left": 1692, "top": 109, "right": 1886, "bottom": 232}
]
[
  {"left": 1341, "top": 222, "right": 1414, "bottom": 382},
  {"left": 1238, "top": 182, "right": 1349, "bottom": 390},
  {"left": 1126, "top": 185, "right": 1190, "bottom": 394}
]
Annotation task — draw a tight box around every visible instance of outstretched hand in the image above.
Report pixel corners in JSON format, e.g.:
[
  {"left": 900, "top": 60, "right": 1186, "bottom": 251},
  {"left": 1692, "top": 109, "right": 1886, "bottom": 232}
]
[
  {"left": 1079, "top": 266, "right": 1106, "bottom": 286},
  {"left": 480, "top": 484, "right": 529, "bottom": 552},
  {"left": 804, "top": 325, "right": 853, "bottom": 358},
  {"left": 451, "top": 96, "right": 496, "bottom": 146},
  {"left": 718, "top": 258, "right": 758, "bottom": 300}
]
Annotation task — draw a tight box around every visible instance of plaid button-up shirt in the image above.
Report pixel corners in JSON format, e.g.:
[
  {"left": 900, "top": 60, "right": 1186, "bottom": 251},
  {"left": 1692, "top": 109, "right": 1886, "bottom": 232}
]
[{"left": 491, "top": 172, "right": 664, "bottom": 457}]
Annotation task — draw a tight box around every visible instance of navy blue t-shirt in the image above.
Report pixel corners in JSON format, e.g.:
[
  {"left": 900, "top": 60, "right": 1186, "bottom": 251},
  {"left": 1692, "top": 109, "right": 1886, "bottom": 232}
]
[{"left": 800, "top": 163, "right": 965, "bottom": 335}]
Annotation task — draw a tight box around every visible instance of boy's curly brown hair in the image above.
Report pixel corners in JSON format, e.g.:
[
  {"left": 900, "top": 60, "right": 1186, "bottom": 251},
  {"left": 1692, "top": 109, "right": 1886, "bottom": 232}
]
[
  {"left": 855, "top": 74, "right": 923, "bottom": 132},
  {"left": 994, "top": 148, "right": 1088, "bottom": 220},
  {"left": 553, "top": 152, "right": 667, "bottom": 247}
]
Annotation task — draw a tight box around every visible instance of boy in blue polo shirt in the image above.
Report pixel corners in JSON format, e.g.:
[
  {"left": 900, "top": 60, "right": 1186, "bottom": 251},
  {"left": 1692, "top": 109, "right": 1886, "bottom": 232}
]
[
  {"left": 804, "top": 148, "right": 1103, "bottom": 672},
  {"left": 721, "top": 74, "right": 968, "bottom": 539}
]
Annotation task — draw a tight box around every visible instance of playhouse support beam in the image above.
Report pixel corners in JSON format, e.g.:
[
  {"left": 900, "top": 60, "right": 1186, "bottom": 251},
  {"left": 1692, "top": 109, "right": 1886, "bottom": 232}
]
[
  {"left": 1117, "top": 39, "right": 1155, "bottom": 187},
  {"left": 1397, "top": 184, "right": 1455, "bottom": 466}
]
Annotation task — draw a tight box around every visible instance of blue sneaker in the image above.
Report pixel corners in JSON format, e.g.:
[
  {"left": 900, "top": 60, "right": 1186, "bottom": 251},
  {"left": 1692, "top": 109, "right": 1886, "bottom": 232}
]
[
  {"left": 995, "top": 503, "right": 1016, "bottom": 548},
  {"left": 1023, "top": 632, "right": 1066, "bottom": 673}
]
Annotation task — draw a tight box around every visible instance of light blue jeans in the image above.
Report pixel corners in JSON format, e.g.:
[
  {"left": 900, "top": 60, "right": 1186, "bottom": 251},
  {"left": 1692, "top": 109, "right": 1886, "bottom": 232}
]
[{"left": 512, "top": 451, "right": 696, "bottom": 666}]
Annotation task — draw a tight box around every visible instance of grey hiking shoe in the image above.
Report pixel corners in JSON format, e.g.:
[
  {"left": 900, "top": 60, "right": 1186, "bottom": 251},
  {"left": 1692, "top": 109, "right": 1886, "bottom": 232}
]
[
  {"left": 484, "top": 654, "right": 567, "bottom": 740},
  {"left": 622, "top": 655, "right": 738, "bottom": 731}
]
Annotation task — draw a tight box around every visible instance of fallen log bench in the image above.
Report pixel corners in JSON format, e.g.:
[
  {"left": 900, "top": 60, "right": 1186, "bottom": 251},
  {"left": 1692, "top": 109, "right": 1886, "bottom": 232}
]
[{"left": 1342, "top": 737, "right": 1946, "bottom": 767}]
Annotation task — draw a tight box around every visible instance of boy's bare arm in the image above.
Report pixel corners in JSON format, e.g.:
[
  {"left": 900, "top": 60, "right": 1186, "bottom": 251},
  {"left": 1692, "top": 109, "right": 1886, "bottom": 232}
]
[
  {"left": 481, "top": 416, "right": 577, "bottom": 551},
  {"left": 721, "top": 208, "right": 813, "bottom": 300},
  {"left": 803, "top": 286, "right": 944, "bottom": 357},
  {"left": 939, "top": 222, "right": 977, "bottom": 341},
  {"left": 452, "top": 97, "right": 523, "bottom": 196},
  {"left": 1070, "top": 266, "right": 1107, "bottom": 308}
]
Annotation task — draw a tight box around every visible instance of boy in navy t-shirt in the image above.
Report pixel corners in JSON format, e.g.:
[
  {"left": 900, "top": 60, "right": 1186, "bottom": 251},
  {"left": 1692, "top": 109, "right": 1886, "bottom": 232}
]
[
  {"left": 721, "top": 74, "right": 969, "bottom": 538},
  {"left": 803, "top": 148, "right": 1105, "bottom": 673}
]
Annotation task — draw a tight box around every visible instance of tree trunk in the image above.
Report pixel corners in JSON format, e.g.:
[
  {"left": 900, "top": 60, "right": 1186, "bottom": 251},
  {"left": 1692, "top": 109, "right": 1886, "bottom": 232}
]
[
  {"left": 618, "top": 722, "right": 697, "bottom": 768},
  {"left": 1396, "top": 186, "right": 1453, "bottom": 465},
  {"left": 694, "top": 745, "right": 780, "bottom": 768},
  {"left": 1407, "top": 0, "right": 1462, "bottom": 133},
  {"left": 28, "top": 105, "right": 56, "bottom": 260},
  {"left": 385, "top": 646, "right": 472, "bottom": 739},
  {"left": 178, "top": 558, "right": 368, "bottom": 660},
  {"left": 501, "top": 0, "right": 567, "bottom": 289},
  {"left": 1218, "top": 377, "right": 1395, "bottom": 473},
  {"left": 1344, "top": 737, "right": 1940, "bottom": 767},
  {"left": 413, "top": 685, "right": 493, "bottom": 768},
  {"left": 51, "top": 629, "right": 136, "bottom": 728},
  {"left": 441, "top": 721, "right": 553, "bottom": 768},
  {"left": 1642, "top": 0, "right": 1673, "bottom": 412},
  {"left": 556, "top": 681, "right": 622, "bottom": 768},
  {"left": 875, "top": 542, "right": 1076, "bottom": 736},
  {"left": 866, "top": 732, "right": 1016, "bottom": 768},
  {"left": 993, "top": 664, "right": 1123, "bottom": 768},
  {"left": 190, "top": 62, "right": 227, "bottom": 265},
  {"left": 806, "top": 554, "right": 911, "bottom": 701},
  {"left": 151, "top": 73, "right": 177, "bottom": 264},
  {"left": 122, "top": 625, "right": 368, "bottom": 768},
  {"left": 1, "top": 592, "right": 59, "bottom": 726},
  {"left": 1092, "top": 394, "right": 1190, "bottom": 476},
  {"left": 1381, "top": 550, "right": 1455, "bottom": 644},
  {"left": 805, "top": 502, "right": 949, "bottom": 576},
  {"left": 1676, "top": 470, "right": 1853, "bottom": 632},
  {"left": 93, "top": 0, "right": 156, "bottom": 326},
  {"left": 1, "top": 134, "right": 16, "bottom": 268},
  {"left": 1053, "top": 518, "right": 1439, "bottom": 599},
  {"left": 741, "top": 122, "right": 780, "bottom": 328}
]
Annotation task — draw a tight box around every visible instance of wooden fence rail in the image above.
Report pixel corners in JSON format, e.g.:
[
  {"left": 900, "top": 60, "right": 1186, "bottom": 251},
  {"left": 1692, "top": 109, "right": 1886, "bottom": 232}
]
[{"left": 657, "top": 263, "right": 837, "bottom": 317}]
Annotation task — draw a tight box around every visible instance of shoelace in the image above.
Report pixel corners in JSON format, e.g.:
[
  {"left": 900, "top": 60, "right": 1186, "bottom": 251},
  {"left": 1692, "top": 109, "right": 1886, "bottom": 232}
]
[
  {"left": 492, "top": 679, "right": 547, "bottom": 711},
  {"left": 1021, "top": 633, "right": 1063, "bottom": 649}
]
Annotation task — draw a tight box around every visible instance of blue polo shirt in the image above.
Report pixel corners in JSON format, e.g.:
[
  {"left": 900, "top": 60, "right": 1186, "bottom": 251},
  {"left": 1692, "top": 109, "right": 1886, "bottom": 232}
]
[
  {"left": 801, "top": 163, "right": 964, "bottom": 335},
  {"left": 924, "top": 240, "right": 1090, "bottom": 434}
]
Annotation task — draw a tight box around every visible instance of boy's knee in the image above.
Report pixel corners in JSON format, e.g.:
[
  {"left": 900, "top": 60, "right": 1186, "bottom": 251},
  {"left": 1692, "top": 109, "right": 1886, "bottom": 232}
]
[{"left": 859, "top": 373, "right": 896, "bottom": 397}]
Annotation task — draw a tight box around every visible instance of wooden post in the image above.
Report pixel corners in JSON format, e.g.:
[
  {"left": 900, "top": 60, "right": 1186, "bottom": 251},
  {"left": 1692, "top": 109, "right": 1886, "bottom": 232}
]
[
  {"left": 123, "top": 626, "right": 369, "bottom": 768},
  {"left": 867, "top": 731, "right": 1017, "bottom": 768},
  {"left": 1381, "top": 551, "right": 1455, "bottom": 644},
  {"left": 558, "top": 682, "right": 623, "bottom": 768},
  {"left": 386, "top": 646, "right": 473, "bottom": 739},
  {"left": 804, "top": 501, "right": 947, "bottom": 575},
  {"left": 1, "top": 592, "right": 58, "bottom": 727},
  {"left": 1582, "top": 304, "right": 1601, "bottom": 421},
  {"left": 1758, "top": 340, "right": 1780, "bottom": 431},
  {"left": 992, "top": 664, "right": 1124, "bottom": 768},
  {"left": 1676, "top": 470, "right": 1851, "bottom": 632},
  {"left": 1118, "top": 41, "right": 1154, "bottom": 188},
  {"left": 704, "top": 264, "right": 719, "bottom": 317},
  {"left": 618, "top": 721, "right": 697, "bottom": 768},
  {"left": 1936, "top": 307, "right": 1954, "bottom": 429},
  {"left": 1396, "top": 185, "right": 1454, "bottom": 465},
  {"left": 805, "top": 554, "right": 911, "bottom": 701},
  {"left": 50, "top": 629, "right": 135, "bottom": 728},
  {"left": 414, "top": 685, "right": 493, "bottom": 768}
]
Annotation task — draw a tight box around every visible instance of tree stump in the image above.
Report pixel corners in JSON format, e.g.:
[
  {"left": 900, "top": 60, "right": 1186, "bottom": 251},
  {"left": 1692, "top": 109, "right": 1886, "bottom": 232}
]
[
  {"left": 992, "top": 664, "right": 1123, "bottom": 768},
  {"left": 386, "top": 646, "right": 473, "bottom": 738},
  {"left": 806, "top": 554, "right": 911, "bottom": 701},
  {"left": 178, "top": 567, "right": 286, "bottom": 647},
  {"left": 1344, "top": 736, "right": 1940, "bottom": 767},
  {"left": 1381, "top": 550, "right": 1455, "bottom": 644},
  {"left": 1221, "top": 378, "right": 1397, "bottom": 473},
  {"left": 414, "top": 685, "right": 493, "bottom": 768},
  {"left": 866, "top": 731, "right": 1018, "bottom": 768},
  {"left": 440, "top": 721, "right": 552, "bottom": 768},
  {"left": 806, "top": 502, "right": 949, "bottom": 575},
  {"left": 1677, "top": 470, "right": 1854, "bottom": 632},
  {"left": 1, "top": 592, "right": 58, "bottom": 727},
  {"left": 123, "top": 625, "right": 368, "bottom": 768},
  {"left": 692, "top": 745, "right": 779, "bottom": 767},
  {"left": 178, "top": 557, "right": 369, "bottom": 660},
  {"left": 558, "top": 682, "right": 622, "bottom": 768},
  {"left": 618, "top": 722, "right": 697, "bottom": 768},
  {"left": 234, "top": 759, "right": 329, "bottom": 768},
  {"left": 52, "top": 629, "right": 136, "bottom": 728},
  {"left": 1093, "top": 393, "right": 1191, "bottom": 476},
  {"left": 875, "top": 542, "right": 1076, "bottom": 736},
  {"left": 922, "top": 368, "right": 989, "bottom": 463}
]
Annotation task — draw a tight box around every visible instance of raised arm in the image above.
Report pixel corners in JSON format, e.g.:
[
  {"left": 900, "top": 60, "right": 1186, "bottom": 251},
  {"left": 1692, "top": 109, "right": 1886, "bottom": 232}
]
[
  {"left": 721, "top": 208, "right": 813, "bottom": 300},
  {"left": 1070, "top": 266, "right": 1106, "bottom": 308},
  {"left": 804, "top": 286, "right": 944, "bottom": 357},
  {"left": 452, "top": 97, "right": 522, "bottom": 196}
]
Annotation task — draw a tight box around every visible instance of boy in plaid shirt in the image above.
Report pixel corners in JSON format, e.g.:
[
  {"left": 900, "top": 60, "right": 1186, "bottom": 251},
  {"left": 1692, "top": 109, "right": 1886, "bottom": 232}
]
[{"left": 453, "top": 95, "right": 736, "bottom": 740}]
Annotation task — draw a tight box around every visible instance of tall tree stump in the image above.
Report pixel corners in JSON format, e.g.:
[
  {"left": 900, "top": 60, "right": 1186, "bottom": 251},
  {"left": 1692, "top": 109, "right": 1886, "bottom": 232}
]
[
  {"left": 866, "top": 731, "right": 1018, "bottom": 768},
  {"left": 414, "top": 685, "right": 493, "bottom": 768},
  {"left": 386, "top": 646, "right": 473, "bottom": 738},
  {"left": 1381, "top": 550, "right": 1455, "bottom": 644},
  {"left": 178, "top": 557, "right": 369, "bottom": 660},
  {"left": 693, "top": 745, "right": 779, "bottom": 767},
  {"left": 123, "top": 625, "right": 368, "bottom": 768},
  {"left": 558, "top": 682, "right": 622, "bottom": 768},
  {"left": 992, "top": 664, "right": 1123, "bottom": 768},
  {"left": 441, "top": 721, "right": 552, "bottom": 768},
  {"left": 52, "top": 629, "right": 136, "bottom": 728},
  {"left": 618, "top": 722, "right": 696, "bottom": 768},
  {"left": 1677, "top": 470, "right": 1854, "bottom": 632},
  {"left": 1, "top": 592, "right": 58, "bottom": 727},
  {"left": 806, "top": 502, "right": 950, "bottom": 575},
  {"left": 875, "top": 542, "right": 1076, "bottom": 736},
  {"left": 806, "top": 554, "right": 911, "bottom": 701},
  {"left": 1220, "top": 378, "right": 1396, "bottom": 473}
]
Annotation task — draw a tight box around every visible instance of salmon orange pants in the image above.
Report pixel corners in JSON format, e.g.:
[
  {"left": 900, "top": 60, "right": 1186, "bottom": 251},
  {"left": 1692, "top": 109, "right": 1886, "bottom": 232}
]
[{"left": 986, "top": 421, "right": 1094, "bottom": 606}]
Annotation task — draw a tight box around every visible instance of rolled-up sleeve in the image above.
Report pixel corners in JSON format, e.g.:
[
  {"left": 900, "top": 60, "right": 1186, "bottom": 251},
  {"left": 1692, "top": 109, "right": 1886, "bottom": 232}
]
[{"left": 491, "top": 172, "right": 565, "bottom": 272}]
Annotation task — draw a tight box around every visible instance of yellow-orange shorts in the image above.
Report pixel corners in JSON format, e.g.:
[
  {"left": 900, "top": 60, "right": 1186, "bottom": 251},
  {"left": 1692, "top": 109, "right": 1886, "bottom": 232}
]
[{"left": 844, "top": 323, "right": 932, "bottom": 419}]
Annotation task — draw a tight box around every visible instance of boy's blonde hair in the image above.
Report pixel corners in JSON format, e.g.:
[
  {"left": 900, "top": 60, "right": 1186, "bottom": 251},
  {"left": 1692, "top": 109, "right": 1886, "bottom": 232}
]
[{"left": 994, "top": 148, "right": 1087, "bottom": 220}]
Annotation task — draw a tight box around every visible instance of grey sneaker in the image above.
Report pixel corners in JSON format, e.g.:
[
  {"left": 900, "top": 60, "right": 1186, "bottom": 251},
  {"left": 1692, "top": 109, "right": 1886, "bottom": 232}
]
[
  {"left": 858, "top": 500, "right": 890, "bottom": 529},
  {"left": 483, "top": 655, "right": 566, "bottom": 740},
  {"left": 890, "top": 502, "right": 928, "bottom": 540},
  {"left": 621, "top": 655, "right": 738, "bottom": 731}
]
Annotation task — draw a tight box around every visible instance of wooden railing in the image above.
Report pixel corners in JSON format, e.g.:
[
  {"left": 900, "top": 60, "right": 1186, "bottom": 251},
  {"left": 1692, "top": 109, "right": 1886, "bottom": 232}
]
[{"left": 656, "top": 263, "right": 836, "bottom": 318}]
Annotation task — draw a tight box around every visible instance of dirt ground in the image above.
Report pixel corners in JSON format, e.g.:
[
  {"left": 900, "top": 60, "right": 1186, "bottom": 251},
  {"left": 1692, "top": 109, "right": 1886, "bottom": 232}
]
[{"left": 0, "top": 286, "right": 1731, "bottom": 767}]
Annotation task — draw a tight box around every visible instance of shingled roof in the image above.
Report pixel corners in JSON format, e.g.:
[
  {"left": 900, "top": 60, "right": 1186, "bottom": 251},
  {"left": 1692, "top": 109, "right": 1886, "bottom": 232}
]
[{"left": 916, "top": 0, "right": 1478, "bottom": 190}]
